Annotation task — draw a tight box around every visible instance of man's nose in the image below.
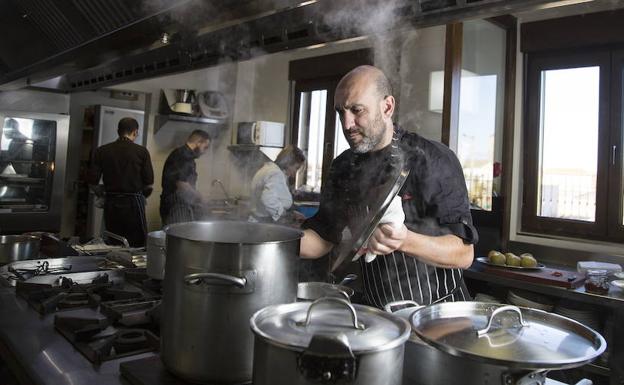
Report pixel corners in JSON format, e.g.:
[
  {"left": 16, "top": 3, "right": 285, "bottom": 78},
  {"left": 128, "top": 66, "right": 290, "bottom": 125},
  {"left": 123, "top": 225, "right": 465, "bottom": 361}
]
[{"left": 342, "top": 112, "right": 356, "bottom": 131}]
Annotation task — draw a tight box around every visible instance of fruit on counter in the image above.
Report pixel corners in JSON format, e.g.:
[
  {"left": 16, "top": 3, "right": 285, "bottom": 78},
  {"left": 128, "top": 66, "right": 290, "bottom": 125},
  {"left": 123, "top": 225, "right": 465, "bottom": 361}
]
[
  {"left": 520, "top": 253, "right": 538, "bottom": 268},
  {"left": 505, "top": 253, "right": 522, "bottom": 267},
  {"left": 487, "top": 250, "right": 506, "bottom": 265}
]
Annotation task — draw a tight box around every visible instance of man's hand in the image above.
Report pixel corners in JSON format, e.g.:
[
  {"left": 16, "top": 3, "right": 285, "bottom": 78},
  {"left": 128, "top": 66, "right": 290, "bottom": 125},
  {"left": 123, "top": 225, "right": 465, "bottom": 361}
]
[{"left": 367, "top": 223, "right": 408, "bottom": 255}]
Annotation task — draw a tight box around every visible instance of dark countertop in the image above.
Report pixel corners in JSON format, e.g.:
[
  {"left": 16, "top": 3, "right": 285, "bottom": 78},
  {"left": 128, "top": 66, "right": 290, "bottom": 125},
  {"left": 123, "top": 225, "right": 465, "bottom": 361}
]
[{"left": 465, "top": 261, "right": 624, "bottom": 309}]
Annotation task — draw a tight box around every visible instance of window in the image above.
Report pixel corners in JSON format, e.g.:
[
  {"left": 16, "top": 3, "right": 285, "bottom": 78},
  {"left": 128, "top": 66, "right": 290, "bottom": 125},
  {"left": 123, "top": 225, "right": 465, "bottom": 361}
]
[
  {"left": 295, "top": 88, "right": 330, "bottom": 192},
  {"left": 523, "top": 50, "right": 624, "bottom": 242},
  {"left": 289, "top": 49, "right": 373, "bottom": 192},
  {"left": 456, "top": 19, "right": 507, "bottom": 212}
]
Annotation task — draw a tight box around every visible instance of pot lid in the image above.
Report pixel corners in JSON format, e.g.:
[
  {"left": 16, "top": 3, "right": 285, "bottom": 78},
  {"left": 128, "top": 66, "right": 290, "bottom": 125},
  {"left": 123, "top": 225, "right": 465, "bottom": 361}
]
[
  {"left": 410, "top": 302, "right": 606, "bottom": 369},
  {"left": 250, "top": 298, "right": 410, "bottom": 354}
]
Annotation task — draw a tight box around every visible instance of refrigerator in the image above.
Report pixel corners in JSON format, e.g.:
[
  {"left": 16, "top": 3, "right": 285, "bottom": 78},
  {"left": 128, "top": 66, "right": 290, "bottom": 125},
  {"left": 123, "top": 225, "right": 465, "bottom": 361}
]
[{"left": 86, "top": 105, "right": 145, "bottom": 240}]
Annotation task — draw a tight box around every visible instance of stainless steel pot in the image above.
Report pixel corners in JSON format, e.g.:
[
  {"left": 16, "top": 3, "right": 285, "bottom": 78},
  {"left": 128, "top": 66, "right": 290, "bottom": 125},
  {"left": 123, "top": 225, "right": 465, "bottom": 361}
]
[
  {"left": 385, "top": 301, "right": 606, "bottom": 385},
  {"left": 250, "top": 297, "right": 410, "bottom": 385},
  {"left": 161, "top": 221, "right": 302, "bottom": 384},
  {"left": 297, "top": 274, "right": 356, "bottom": 301},
  {"left": 0, "top": 235, "right": 40, "bottom": 264},
  {"left": 146, "top": 230, "right": 166, "bottom": 280}
]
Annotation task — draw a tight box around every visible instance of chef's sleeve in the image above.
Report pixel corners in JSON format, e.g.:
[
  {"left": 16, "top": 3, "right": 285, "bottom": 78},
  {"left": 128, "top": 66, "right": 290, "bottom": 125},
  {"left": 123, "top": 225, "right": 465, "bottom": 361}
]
[
  {"left": 429, "top": 150, "right": 479, "bottom": 245},
  {"left": 301, "top": 163, "right": 345, "bottom": 245},
  {"left": 87, "top": 148, "right": 102, "bottom": 186}
]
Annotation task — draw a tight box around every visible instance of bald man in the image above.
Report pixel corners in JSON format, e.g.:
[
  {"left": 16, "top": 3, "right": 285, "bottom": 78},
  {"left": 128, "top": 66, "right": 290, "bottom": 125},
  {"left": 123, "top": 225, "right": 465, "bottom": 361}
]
[{"left": 300, "top": 65, "right": 478, "bottom": 308}]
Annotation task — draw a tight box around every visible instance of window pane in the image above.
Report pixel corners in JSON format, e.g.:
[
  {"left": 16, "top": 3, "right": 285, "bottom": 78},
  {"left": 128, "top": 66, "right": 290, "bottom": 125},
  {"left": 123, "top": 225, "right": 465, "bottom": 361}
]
[
  {"left": 538, "top": 66, "right": 599, "bottom": 222},
  {"left": 456, "top": 20, "right": 506, "bottom": 211},
  {"left": 296, "top": 89, "right": 327, "bottom": 193},
  {"left": 333, "top": 112, "right": 350, "bottom": 159},
  {"left": 0, "top": 117, "right": 56, "bottom": 211}
]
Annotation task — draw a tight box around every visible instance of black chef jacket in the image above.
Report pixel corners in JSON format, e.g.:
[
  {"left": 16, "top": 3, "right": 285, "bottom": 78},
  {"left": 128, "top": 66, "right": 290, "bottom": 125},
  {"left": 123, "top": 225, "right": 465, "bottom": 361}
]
[
  {"left": 88, "top": 137, "right": 154, "bottom": 193},
  {"left": 88, "top": 137, "right": 154, "bottom": 247},
  {"left": 160, "top": 144, "right": 199, "bottom": 224},
  {"left": 303, "top": 126, "right": 478, "bottom": 308}
]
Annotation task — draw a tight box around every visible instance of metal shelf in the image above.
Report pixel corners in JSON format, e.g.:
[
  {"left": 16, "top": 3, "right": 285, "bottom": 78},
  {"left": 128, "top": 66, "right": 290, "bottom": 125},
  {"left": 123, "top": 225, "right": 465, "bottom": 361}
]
[{"left": 154, "top": 113, "right": 226, "bottom": 134}]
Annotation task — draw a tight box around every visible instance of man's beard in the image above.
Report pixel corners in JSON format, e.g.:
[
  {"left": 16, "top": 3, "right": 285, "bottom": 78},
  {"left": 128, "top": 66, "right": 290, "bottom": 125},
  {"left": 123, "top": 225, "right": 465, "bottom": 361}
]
[{"left": 349, "top": 111, "right": 385, "bottom": 154}]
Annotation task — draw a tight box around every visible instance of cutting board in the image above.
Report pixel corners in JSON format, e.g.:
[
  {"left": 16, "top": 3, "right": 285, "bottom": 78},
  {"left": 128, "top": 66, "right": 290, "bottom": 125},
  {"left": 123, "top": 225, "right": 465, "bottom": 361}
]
[{"left": 478, "top": 262, "right": 586, "bottom": 289}]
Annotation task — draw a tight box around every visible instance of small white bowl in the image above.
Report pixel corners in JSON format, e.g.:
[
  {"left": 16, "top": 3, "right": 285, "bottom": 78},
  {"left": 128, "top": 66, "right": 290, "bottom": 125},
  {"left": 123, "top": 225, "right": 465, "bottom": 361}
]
[
  {"left": 611, "top": 280, "right": 624, "bottom": 289},
  {"left": 614, "top": 272, "right": 624, "bottom": 279}
]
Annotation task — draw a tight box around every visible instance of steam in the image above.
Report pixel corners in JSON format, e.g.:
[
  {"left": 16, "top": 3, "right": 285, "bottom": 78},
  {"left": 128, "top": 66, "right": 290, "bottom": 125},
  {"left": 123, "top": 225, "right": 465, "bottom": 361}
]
[{"left": 320, "top": 0, "right": 413, "bottom": 92}]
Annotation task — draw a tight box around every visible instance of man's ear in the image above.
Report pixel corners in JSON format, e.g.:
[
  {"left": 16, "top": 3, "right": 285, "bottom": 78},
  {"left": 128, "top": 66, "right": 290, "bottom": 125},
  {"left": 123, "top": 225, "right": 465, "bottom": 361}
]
[{"left": 382, "top": 95, "right": 395, "bottom": 118}]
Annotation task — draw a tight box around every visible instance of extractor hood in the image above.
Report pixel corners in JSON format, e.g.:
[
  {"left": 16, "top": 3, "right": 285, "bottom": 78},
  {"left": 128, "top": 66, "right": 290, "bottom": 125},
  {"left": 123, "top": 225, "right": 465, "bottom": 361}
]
[{"left": 0, "top": 0, "right": 584, "bottom": 92}]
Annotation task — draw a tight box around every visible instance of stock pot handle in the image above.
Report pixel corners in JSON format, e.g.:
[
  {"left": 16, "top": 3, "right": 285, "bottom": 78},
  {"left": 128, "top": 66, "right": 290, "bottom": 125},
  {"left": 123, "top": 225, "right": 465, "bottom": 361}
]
[
  {"left": 184, "top": 272, "right": 247, "bottom": 288},
  {"left": 298, "top": 297, "right": 364, "bottom": 330},
  {"left": 477, "top": 305, "right": 529, "bottom": 337}
]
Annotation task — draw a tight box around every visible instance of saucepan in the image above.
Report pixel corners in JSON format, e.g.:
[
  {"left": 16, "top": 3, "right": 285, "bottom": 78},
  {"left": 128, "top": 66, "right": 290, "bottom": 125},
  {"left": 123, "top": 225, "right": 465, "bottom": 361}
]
[
  {"left": 385, "top": 300, "right": 605, "bottom": 385},
  {"left": 297, "top": 273, "right": 357, "bottom": 301},
  {"left": 0, "top": 235, "right": 40, "bottom": 264}
]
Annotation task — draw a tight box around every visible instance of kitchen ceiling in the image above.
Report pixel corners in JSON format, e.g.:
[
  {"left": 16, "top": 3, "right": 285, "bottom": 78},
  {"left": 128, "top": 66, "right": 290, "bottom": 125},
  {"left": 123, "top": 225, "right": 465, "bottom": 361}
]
[{"left": 0, "top": 0, "right": 591, "bottom": 92}]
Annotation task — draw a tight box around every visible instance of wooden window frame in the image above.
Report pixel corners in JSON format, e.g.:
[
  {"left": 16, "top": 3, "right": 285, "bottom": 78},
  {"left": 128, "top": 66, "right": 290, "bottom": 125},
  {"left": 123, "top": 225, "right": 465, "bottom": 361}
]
[{"left": 521, "top": 49, "right": 615, "bottom": 241}]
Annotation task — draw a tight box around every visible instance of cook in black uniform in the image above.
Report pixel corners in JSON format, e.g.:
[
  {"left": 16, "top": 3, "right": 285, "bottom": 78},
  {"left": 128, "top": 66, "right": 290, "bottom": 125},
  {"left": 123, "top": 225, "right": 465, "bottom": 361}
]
[
  {"left": 88, "top": 117, "right": 154, "bottom": 247},
  {"left": 300, "top": 65, "right": 478, "bottom": 308},
  {"left": 159, "top": 129, "right": 211, "bottom": 225}
]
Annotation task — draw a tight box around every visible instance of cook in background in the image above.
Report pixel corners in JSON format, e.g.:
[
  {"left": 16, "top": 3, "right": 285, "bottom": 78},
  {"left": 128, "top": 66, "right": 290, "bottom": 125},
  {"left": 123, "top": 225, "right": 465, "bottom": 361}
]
[
  {"left": 249, "top": 145, "right": 306, "bottom": 224},
  {"left": 87, "top": 117, "right": 154, "bottom": 247},
  {"left": 159, "top": 129, "right": 211, "bottom": 225},
  {"left": 299, "top": 65, "right": 478, "bottom": 308}
]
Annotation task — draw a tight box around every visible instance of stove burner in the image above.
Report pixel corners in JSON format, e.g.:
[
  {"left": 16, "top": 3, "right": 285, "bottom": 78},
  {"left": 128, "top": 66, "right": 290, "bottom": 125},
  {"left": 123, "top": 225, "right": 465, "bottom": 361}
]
[
  {"left": 113, "top": 329, "right": 149, "bottom": 354},
  {"left": 54, "top": 313, "right": 159, "bottom": 364},
  {"left": 57, "top": 292, "right": 90, "bottom": 309},
  {"left": 16, "top": 273, "right": 146, "bottom": 314}
]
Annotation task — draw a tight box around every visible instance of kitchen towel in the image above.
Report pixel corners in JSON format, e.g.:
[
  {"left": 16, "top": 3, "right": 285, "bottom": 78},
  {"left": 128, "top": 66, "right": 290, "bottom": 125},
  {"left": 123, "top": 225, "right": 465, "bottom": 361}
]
[{"left": 353, "top": 195, "right": 405, "bottom": 263}]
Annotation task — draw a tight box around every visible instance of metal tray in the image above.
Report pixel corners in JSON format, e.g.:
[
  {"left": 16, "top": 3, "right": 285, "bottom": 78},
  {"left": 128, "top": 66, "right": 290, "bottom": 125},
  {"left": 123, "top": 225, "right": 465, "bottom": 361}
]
[
  {"left": 476, "top": 256, "right": 544, "bottom": 270},
  {"left": 331, "top": 167, "right": 410, "bottom": 273}
]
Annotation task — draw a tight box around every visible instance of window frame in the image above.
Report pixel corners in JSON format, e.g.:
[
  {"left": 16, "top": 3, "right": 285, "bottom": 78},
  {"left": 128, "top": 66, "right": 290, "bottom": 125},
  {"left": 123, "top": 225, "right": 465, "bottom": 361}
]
[
  {"left": 608, "top": 50, "right": 624, "bottom": 240},
  {"left": 291, "top": 77, "right": 340, "bottom": 189},
  {"left": 521, "top": 49, "right": 614, "bottom": 241}
]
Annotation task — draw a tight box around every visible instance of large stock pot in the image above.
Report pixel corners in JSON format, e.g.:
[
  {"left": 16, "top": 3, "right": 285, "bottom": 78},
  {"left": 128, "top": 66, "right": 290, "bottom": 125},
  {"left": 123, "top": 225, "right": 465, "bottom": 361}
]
[{"left": 160, "top": 221, "right": 302, "bottom": 384}]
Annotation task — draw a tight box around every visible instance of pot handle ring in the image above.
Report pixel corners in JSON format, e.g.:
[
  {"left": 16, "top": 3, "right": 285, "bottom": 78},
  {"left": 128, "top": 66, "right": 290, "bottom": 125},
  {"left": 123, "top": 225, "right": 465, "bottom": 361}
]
[
  {"left": 184, "top": 272, "right": 247, "bottom": 288},
  {"left": 384, "top": 300, "right": 423, "bottom": 313},
  {"left": 477, "top": 305, "right": 529, "bottom": 337},
  {"left": 298, "top": 297, "right": 364, "bottom": 330}
]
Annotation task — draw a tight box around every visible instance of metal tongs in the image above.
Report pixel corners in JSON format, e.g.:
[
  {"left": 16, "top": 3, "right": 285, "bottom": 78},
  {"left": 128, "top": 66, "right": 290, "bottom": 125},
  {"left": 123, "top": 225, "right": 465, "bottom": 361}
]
[{"left": 8, "top": 261, "right": 73, "bottom": 281}]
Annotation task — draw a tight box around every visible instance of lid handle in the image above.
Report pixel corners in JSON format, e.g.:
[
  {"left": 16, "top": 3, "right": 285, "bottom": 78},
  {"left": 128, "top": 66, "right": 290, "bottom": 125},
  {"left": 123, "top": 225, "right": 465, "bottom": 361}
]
[
  {"left": 298, "top": 297, "right": 365, "bottom": 330},
  {"left": 384, "top": 300, "right": 422, "bottom": 313},
  {"left": 477, "top": 305, "right": 529, "bottom": 337}
]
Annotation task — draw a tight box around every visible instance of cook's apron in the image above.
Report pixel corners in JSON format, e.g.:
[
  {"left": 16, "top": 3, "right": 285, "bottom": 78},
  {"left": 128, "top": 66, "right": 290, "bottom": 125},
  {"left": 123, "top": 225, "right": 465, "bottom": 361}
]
[{"left": 104, "top": 192, "right": 147, "bottom": 247}]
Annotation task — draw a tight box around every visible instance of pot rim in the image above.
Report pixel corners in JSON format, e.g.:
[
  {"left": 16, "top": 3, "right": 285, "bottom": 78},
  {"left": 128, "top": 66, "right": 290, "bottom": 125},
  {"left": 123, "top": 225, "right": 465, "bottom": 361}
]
[
  {"left": 165, "top": 221, "right": 303, "bottom": 245},
  {"left": 296, "top": 282, "right": 355, "bottom": 298},
  {"left": 0, "top": 235, "right": 40, "bottom": 244},
  {"left": 250, "top": 302, "right": 411, "bottom": 355}
]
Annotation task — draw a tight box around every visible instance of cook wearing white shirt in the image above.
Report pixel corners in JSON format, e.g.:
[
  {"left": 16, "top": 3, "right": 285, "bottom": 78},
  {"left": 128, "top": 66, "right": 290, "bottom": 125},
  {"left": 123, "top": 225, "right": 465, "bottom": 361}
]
[{"left": 249, "top": 145, "right": 305, "bottom": 222}]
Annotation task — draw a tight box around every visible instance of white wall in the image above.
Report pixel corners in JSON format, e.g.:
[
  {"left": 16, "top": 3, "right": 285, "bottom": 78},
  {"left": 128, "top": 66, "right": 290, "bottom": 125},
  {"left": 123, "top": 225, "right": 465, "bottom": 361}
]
[{"left": 396, "top": 26, "right": 446, "bottom": 141}]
